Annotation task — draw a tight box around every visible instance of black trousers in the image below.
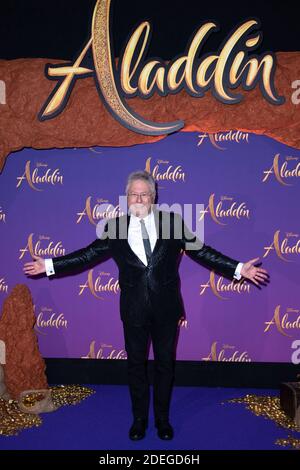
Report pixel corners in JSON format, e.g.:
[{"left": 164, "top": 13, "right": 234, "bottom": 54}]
[{"left": 123, "top": 318, "right": 179, "bottom": 422}]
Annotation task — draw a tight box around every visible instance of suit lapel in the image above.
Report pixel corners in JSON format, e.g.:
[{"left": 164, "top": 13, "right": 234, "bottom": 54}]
[
  {"left": 151, "top": 208, "right": 163, "bottom": 259},
  {"left": 122, "top": 209, "right": 163, "bottom": 266},
  {"left": 123, "top": 215, "right": 143, "bottom": 265}
]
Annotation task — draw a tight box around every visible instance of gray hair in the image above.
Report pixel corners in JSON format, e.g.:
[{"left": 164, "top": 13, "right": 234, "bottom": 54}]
[{"left": 125, "top": 170, "right": 156, "bottom": 199}]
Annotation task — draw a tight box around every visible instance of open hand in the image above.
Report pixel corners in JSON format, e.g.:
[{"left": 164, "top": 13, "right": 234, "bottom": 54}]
[
  {"left": 23, "top": 255, "right": 46, "bottom": 276},
  {"left": 241, "top": 257, "right": 269, "bottom": 286}
]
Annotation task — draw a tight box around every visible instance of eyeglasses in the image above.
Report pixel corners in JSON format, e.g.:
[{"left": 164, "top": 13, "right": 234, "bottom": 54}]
[{"left": 128, "top": 192, "right": 152, "bottom": 200}]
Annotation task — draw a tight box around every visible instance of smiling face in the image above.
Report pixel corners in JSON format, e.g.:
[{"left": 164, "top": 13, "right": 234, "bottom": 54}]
[{"left": 127, "top": 179, "right": 154, "bottom": 218}]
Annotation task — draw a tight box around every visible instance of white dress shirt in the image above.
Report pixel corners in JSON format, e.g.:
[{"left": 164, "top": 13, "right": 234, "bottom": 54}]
[
  {"left": 45, "top": 211, "right": 243, "bottom": 279},
  {"left": 127, "top": 210, "right": 157, "bottom": 266}
]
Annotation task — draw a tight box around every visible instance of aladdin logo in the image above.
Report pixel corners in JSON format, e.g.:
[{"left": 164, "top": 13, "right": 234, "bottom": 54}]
[
  {"left": 200, "top": 272, "right": 250, "bottom": 299},
  {"left": 82, "top": 340, "right": 127, "bottom": 359},
  {"left": 19, "top": 234, "right": 66, "bottom": 260},
  {"left": 0, "top": 207, "right": 6, "bottom": 223},
  {"left": 263, "top": 231, "right": 300, "bottom": 260},
  {"left": 202, "top": 341, "right": 251, "bottom": 361},
  {"left": 197, "top": 130, "right": 249, "bottom": 149},
  {"left": 38, "top": 0, "right": 283, "bottom": 135},
  {"left": 199, "top": 194, "right": 250, "bottom": 225},
  {"left": 77, "top": 197, "right": 123, "bottom": 225},
  {"left": 35, "top": 307, "right": 68, "bottom": 335},
  {"left": 78, "top": 270, "right": 119, "bottom": 299},
  {"left": 145, "top": 157, "right": 185, "bottom": 182},
  {"left": 16, "top": 161, "right": 63, "bottom": 191},
  {"left": 264, "top": 305, "right": 300, "bottom": 337},
  {"left": 262, "top": 154, "right": 300, "bottom": 185},
  {"left": 0, "top": 278, "right": 8, "bottom": 294}
]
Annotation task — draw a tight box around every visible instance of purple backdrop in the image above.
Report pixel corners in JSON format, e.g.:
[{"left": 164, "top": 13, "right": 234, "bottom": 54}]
[{"left": 0, "top": 131, "right": 299, "bottom": 362}]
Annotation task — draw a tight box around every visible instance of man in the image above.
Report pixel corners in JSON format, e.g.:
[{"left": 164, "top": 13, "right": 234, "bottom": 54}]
[{"left": 23, "top": 170, "right": 269, "bottom": 441}]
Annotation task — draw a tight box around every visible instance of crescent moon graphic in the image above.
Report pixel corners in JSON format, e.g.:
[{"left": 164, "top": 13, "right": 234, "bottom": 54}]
[{"left": 92, "top": 0, "right": 184, "bottom": 135}]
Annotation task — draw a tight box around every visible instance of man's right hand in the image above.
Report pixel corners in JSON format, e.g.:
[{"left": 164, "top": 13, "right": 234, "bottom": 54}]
[{"left": 23, "top": 255, "right": 46, "bottom": 276}]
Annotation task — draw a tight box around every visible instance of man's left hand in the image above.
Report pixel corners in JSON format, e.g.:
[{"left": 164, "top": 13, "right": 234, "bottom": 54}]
[{"left": 241, "top": 257, "right": 269, "bottom": 286}]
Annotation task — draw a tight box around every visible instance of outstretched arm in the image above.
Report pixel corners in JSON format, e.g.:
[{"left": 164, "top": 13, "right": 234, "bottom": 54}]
[
  {"left": 52, "top": 234, "right": 111, "bottom": 276},
  {"left": 177, "top": 214, "right": 269, "bottom": 284},
  {"left": 240, "top": 257, "right": 269, "bottom": 286},
  {"left": 24, "top": 222, "right": 111, "bottom": 277}
]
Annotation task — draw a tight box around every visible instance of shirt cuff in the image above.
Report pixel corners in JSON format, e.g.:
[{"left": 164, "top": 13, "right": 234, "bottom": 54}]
[
  {"left": 45, "top": 258, "right": 55, "bottom": 276},
  {"left": 233, "top": 262, "right": 244, "bottom": 280}
]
